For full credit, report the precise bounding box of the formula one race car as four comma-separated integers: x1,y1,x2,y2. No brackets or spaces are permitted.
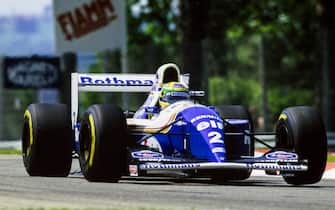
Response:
21,63,327,185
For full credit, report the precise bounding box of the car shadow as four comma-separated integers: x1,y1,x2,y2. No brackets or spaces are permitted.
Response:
68,168,330,188
119,176,328,188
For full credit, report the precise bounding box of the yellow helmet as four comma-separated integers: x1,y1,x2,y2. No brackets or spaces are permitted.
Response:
159,82,190,108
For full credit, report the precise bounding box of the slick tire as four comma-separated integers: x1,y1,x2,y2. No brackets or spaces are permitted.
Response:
79,104,128,182
212,105,254,181
22,103,73,176
276,106,327,185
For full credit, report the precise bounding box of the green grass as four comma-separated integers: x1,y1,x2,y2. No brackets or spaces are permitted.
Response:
0,149,21,155
16,208,193,210
328,155,335,163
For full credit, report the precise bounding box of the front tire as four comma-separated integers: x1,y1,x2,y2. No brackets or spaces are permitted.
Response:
79,104,128,182
21,103,73,176
275,106,327,185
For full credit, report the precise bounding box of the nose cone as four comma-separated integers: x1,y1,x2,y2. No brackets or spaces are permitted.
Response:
180,106,226,162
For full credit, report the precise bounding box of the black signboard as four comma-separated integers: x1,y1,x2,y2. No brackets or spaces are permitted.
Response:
3,56,61,89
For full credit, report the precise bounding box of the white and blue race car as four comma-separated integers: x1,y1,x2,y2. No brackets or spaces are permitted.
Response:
21,63,327,185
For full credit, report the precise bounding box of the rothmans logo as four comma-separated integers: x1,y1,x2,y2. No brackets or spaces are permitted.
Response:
79,76,154,86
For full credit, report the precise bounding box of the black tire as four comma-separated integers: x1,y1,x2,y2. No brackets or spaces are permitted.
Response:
275,106,327,185
211,105,254,181
22,103,73,176
79,104,128,182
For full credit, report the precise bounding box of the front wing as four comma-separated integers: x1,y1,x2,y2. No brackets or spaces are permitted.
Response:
128,150,308,177
139,162,307,172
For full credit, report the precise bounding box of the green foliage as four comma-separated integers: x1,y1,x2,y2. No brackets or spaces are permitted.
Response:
79,55,105,113
209,72,261,109
79,0,321,124
3,90,36,139
78,0,322,125
222,0,321,89
205,0,321,129
126,0,180,76
268,86,315,120
128,0,178,45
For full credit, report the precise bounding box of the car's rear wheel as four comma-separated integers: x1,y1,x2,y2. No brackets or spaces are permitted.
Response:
79,104,128,182
22,103,73,176
211,105,254,182
275,106,327,185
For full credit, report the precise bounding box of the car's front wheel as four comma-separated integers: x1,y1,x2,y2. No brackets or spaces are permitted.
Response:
79,104,128,182
275,106,327,185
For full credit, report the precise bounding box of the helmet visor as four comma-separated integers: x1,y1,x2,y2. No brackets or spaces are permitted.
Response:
161,91,190,104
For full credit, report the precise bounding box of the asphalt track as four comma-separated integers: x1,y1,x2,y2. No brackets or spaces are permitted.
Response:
0,155,334,210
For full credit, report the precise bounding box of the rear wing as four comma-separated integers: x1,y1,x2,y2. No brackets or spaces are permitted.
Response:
71,73,190,131
72,73,154,132
72,73,156,93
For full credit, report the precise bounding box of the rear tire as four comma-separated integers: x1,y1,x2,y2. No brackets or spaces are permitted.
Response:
275,106,327,185
212,105,254,181
21,103,73,176
79,104,128,182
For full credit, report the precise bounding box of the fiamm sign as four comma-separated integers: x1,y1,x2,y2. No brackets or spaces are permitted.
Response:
54,0,126,53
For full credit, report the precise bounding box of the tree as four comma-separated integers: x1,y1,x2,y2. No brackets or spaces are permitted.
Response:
317,0,335,130
125,0,325,129
127,0,179,73
179,0,208,95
